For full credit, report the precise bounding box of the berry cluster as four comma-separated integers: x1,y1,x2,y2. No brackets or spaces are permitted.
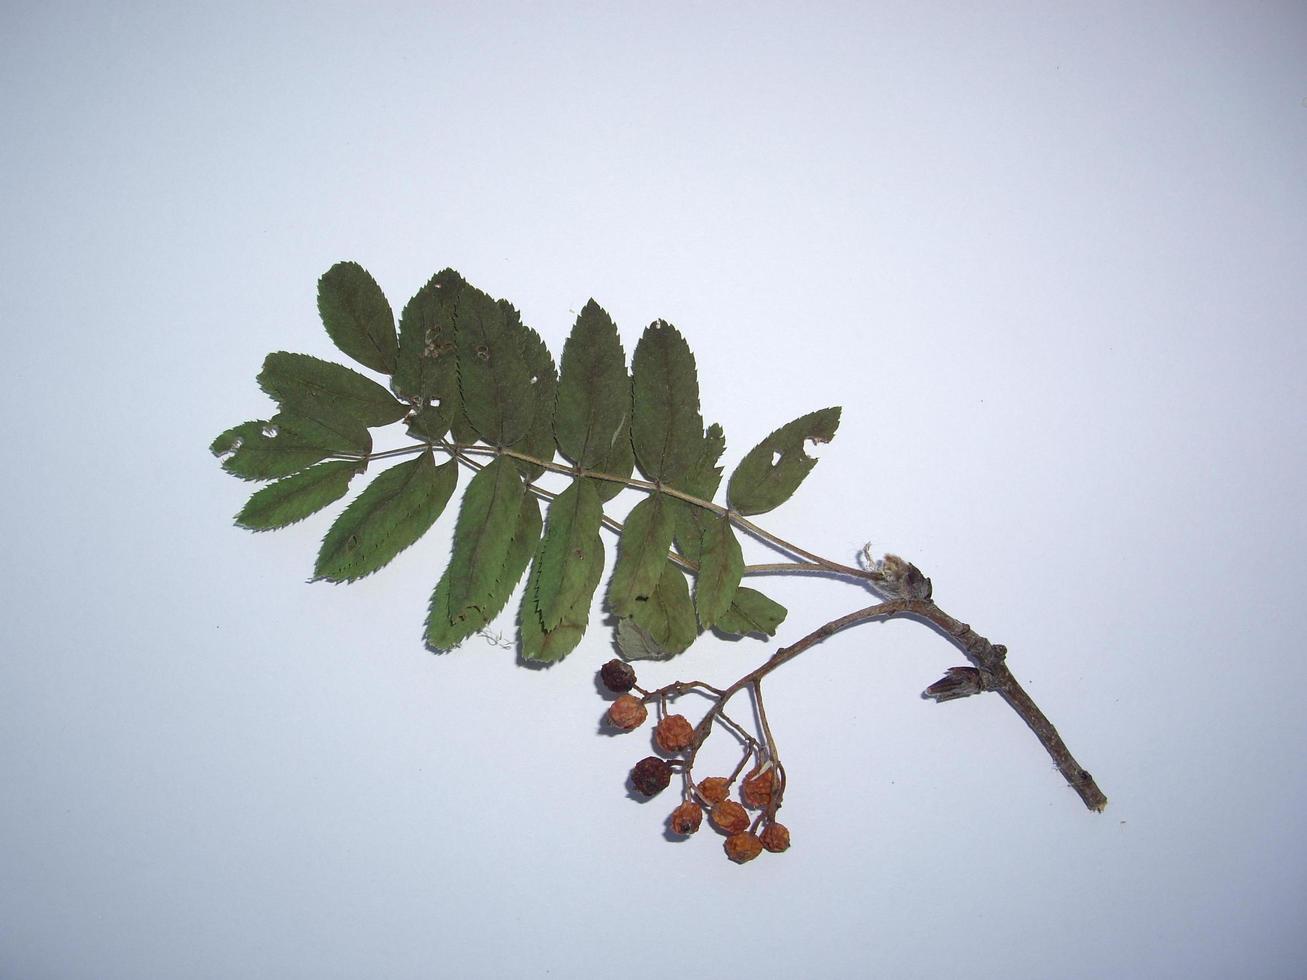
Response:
600,659,791,864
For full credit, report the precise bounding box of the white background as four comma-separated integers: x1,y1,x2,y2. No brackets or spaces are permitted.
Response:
3,3,1304,977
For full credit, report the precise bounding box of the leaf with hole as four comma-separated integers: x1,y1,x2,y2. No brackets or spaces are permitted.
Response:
456,289,535,447
317,261,397,375
314,449,457,582
235,459,364,530
727,407,841,516
215,413,370,481
392,268,463,409
511,313,558,483
258,351,407,428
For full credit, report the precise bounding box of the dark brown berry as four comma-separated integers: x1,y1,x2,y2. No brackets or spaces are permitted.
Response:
760,822,790,853
600,659,637,693
710,800,750,835
697,776,730,805
741,765,775,809
630,756,672,796
669,801,704,835
653,714,695,753
607,694,648,731
724,832,764,863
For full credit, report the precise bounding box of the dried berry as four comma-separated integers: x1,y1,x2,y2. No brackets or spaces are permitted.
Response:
710,800,750,835
653,714,695,753
630,756,672,796
669,801,704,835
724,832,764,863
697,776,731,805
760,822,790,853
600,659,637,693
741,765,775,809
607,694,648,731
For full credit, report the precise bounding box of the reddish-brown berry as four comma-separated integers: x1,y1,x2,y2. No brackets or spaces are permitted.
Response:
607,694,648,731
710,800,750,835
760,822,790,853
630,756,672,796
653,714,695,753
724,832,764,863
669,801,704,835
741,765,775,809
600,659,637,693
697,776,731,805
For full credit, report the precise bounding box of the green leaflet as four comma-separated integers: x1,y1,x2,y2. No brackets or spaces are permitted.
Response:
215,412,370,481
519,527,605,664
555,300,629,469
607,493,677,618
727,407,842,516
715,586,788,638
235,459,363,530
314,450,457,582
392,268,463,410
535,478,604,630
631,321,703,485
672,422,727,560
628,561,698,656
406,405,449,443
589,413,634,503
511,314,558,483
615,618,674,662
317,261,398,375
694,514,744,629
428,491,542,650
258,352,407,428
456,289,534,447
433,457,526,635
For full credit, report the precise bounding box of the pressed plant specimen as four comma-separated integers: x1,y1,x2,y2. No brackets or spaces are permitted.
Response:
212,262,1106,863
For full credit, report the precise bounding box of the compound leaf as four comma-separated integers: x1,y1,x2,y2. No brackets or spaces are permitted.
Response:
631,321,703,485
694,514,744,629
535,478,604,630
258,351,407,428
555,300,629,469
727,407,841,516
235,459,363,530
314,449,457,582
317,261,397,375
715,586,788,639
428,491,542,650
607,493,676,618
